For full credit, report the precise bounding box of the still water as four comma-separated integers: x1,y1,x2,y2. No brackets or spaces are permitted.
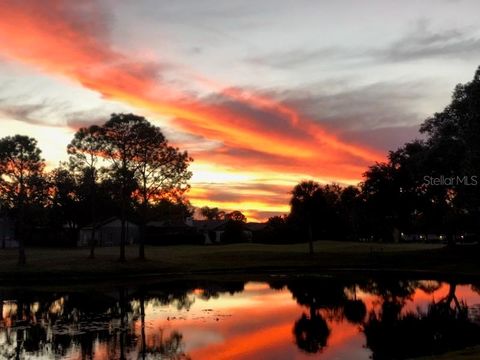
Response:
1,277,480,359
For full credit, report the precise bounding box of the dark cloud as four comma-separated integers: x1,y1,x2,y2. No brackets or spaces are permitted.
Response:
247,47,351,69
0,97,107,129
202,90,315,140
281,81,425,131
247,21,480,69
0,98,68,127
342,125,424,152
197,80,426,152
183,79,428,178
377,20,480,62
64,110,108,130
0,102,47,126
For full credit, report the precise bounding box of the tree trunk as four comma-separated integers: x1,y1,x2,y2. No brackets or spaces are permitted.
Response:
89,178,96,259
308,220,314,255
139,223,145,260
139,198,147,260
119,190,126,262
17,196,26,266
89,226,96,259
447,232,456,247
120,216,126,262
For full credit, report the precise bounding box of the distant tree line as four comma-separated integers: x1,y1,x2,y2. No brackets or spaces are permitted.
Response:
2,67,480,261
0,113,192,264
264,66,480,252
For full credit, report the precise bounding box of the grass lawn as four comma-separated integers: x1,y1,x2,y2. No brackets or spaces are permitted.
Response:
1,240,479,283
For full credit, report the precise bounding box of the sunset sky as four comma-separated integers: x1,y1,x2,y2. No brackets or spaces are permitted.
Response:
1,1,480,221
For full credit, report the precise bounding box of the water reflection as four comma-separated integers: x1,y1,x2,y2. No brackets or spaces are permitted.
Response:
1,278,480,359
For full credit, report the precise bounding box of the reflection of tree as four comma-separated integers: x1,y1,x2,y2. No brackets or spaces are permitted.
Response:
417,280,442,294
293,311,330,353
343,284,367,325
272,278,370,353
360,279,418,306
343,300,366,325
0,280,247,359
141,330,191,360
364,281,480,359
286,279,348,353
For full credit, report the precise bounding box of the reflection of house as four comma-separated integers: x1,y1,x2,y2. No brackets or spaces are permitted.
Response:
0,217,17,248
78,218,139,247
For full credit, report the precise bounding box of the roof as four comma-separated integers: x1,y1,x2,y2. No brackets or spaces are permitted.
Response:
192,220,228,231
147,219,191,228
80,217,137,230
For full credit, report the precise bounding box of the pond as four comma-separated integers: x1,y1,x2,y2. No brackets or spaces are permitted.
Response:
1,276,480,359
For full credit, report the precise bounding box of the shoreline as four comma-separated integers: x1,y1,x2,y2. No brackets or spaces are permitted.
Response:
1,241,479,286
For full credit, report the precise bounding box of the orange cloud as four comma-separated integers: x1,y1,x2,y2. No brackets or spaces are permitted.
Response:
0,1,385,217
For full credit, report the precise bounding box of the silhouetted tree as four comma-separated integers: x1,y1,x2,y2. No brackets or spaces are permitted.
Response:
420,66,480,241
91,113,192,261
290,181,321,254
225,210,246,222
47,166,78,228
0,135,46,264
290,181,344,251
98,114,147,262
133,119,192,259
67,125,103,258
200,206,225,220
362,141,429,242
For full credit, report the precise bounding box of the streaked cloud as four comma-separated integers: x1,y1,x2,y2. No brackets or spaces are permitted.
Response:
1,0,479,220
378,20,480,62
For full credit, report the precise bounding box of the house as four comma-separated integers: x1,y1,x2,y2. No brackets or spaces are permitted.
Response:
145,219,200,245
191,220,268,244
78,217,139,247
191,220,228,244
0,217,17,248
244,222,268,242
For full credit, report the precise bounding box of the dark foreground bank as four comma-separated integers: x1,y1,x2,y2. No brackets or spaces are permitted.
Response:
1,241,479,284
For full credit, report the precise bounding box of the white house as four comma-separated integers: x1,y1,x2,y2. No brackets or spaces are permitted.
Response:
191,220,227,244
78,217,139,247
